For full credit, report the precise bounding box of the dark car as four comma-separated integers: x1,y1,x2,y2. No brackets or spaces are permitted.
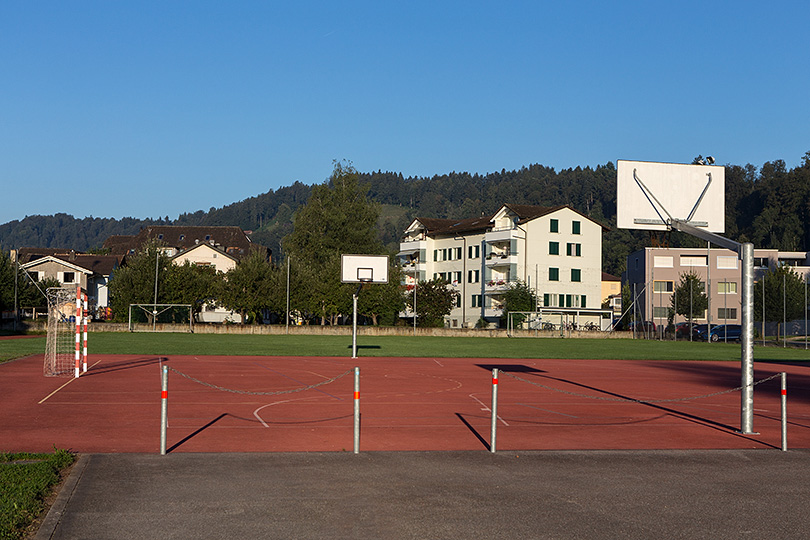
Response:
628,321,656,333
675,322,698,338
698,324,743,342
690,324,708,339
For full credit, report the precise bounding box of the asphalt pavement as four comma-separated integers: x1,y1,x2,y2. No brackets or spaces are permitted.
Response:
37,450,810,539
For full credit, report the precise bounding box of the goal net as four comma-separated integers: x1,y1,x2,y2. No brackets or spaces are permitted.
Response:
128,304,193,332
45,287,85,377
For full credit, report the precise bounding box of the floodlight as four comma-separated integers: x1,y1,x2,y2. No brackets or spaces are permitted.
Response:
706,156,715,165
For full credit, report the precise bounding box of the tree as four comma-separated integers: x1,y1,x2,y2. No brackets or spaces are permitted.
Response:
357,260,405,325
218,250,276,324
0,251,16,312
754,264,806,323
499,280,537,327
405,278,457,327
671,271,708,325
282,161,386,325
108,241,174,322
163,261,222,317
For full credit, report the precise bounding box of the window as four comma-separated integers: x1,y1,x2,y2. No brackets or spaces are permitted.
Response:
179,235,185,241
565,294,573,307
717,256,738,269
754,257,769,268
543,293,550,307
581,295,586,308
454,294,461,308
718,281,737,294
468,245,480,259
680,255,708,267
468,270,480,283
456,247,462,260
62,272,75,284
550,219,559,233
567,243,581,257
549,242,560,255
653,281,673,293
653,306,670,318
549,267,559,281
654,256,673,268
433,249,439,262
571,269,581,282
453,271,462,283
472,295,482,308
718,307,737,319
572,221,581,235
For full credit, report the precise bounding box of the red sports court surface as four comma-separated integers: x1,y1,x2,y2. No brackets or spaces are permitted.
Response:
2,354,809,453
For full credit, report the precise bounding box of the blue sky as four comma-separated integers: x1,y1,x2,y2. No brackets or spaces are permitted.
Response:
2,1,808,224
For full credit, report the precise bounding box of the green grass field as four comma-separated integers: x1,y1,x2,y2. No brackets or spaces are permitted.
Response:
0,449,74,540
2,332,809,364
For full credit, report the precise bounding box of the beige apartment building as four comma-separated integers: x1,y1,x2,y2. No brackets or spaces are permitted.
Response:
625,247,810,328
399,204,605,328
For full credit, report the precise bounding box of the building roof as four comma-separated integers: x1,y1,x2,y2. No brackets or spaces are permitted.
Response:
501,204,567,223
601,272,621,282
413,215,494,236
103,225,269,261
20,253,122,276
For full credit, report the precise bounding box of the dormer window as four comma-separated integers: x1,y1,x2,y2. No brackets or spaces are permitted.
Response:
179,235,185,241
158,234,164,240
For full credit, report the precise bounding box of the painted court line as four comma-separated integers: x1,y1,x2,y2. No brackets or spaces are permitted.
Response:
38,360,102,404
469,393,509,426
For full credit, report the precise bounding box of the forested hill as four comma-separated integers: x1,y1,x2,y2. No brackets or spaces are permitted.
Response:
2,153,809,277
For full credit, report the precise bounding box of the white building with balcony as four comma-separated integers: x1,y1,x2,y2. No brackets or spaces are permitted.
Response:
399,204,605,328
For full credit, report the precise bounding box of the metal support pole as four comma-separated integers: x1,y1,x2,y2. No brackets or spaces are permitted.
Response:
160,365,168,455
490,368,498,453
352,293,358,359
740,243,755,434
781,372,787,452
354,367,360,454
286,257,290,335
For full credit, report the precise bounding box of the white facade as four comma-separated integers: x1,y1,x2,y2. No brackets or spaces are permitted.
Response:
400,205,604,328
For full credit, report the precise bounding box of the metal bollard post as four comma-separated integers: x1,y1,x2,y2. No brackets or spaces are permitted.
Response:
160,365,168,455
490,368,498,453
781,372,787,452
354,367,360,454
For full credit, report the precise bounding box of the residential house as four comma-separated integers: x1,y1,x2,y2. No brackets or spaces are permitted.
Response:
13,248,122,318
399,204,606,328
601,272,622,317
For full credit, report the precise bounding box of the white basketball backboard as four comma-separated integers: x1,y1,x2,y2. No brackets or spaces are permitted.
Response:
617,160,725,233
341,254,389,283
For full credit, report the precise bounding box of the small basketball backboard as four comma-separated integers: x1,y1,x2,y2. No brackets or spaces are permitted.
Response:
341,254,389,283
617,160,725,233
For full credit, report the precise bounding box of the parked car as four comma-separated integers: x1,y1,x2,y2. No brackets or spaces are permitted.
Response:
697,324,743,342
628,321,656,333
675,322,698,338
690,324,708,340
